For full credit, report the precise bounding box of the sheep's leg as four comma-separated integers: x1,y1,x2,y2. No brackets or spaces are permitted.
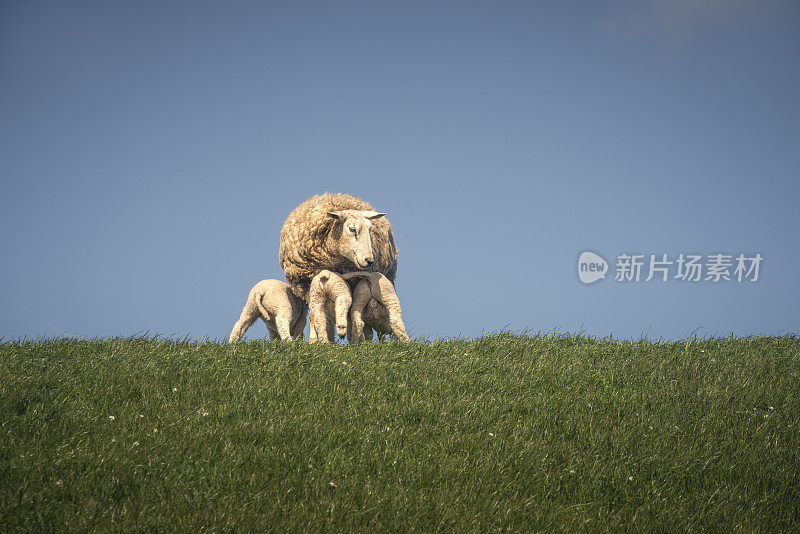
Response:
308,309,318,343
273,311,294,341
229,300,260,343
324,314,338,343
349,309,365,343
348,281,371,344
347,306,364,344
265,322,279,340
334,295,352,339
374,277,410,342
379,290,410,341
388,314,410,341
309,303,331,343
290,312,307,341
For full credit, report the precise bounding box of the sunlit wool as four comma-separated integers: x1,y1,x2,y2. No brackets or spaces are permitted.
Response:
278,193,398,301
308,270,353,343
228,279,307,343
341,272,410,343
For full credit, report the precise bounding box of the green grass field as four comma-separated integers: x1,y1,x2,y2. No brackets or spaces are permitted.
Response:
1,334,798,531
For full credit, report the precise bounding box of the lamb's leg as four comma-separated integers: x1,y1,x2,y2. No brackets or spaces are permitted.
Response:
273,311,294,341
264,320,279,341
309,303,331,343
375,278,410,342
347,308,364,345
308,308,318,343
388,314,410,341
229,299,260,343
348,280,372,344
290,311,307,340
349,309,365,344
334,295,352,339
325,316,337,343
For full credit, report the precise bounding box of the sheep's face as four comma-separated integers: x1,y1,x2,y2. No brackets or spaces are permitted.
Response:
327,210,386,270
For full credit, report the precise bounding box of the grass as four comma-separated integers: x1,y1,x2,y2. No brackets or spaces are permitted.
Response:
1,333,799,531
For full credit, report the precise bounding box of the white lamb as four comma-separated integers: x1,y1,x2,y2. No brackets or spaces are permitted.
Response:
229,279,307,343
307,270,353,343
342,272,410,343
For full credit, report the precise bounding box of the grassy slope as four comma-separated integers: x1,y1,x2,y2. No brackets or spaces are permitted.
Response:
1,334,799,532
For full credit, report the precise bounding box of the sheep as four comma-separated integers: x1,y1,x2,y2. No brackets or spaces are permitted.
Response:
342,272,411,343
307,270,352,343
278,193,398,302
307,270,409,344
229,279,307,343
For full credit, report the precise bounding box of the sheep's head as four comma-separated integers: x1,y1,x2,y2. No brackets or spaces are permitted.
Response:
327,210,386,270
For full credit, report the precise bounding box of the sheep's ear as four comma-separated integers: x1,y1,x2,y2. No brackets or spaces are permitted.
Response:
318,273,329,284
363,211,386,220
327,211,346,222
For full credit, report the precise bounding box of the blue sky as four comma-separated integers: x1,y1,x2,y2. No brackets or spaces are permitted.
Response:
1,1,798,341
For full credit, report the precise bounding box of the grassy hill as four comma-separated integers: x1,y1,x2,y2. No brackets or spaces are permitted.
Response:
2,334,798,531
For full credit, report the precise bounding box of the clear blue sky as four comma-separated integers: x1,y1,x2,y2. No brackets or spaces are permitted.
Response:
1,1,798,341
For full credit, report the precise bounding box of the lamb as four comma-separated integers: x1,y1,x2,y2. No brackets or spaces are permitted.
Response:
278,193,398,302
228,279,307,343
307,270,352,343
342,272,411,343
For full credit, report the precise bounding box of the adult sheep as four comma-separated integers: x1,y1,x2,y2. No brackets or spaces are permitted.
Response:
278,193,398,301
